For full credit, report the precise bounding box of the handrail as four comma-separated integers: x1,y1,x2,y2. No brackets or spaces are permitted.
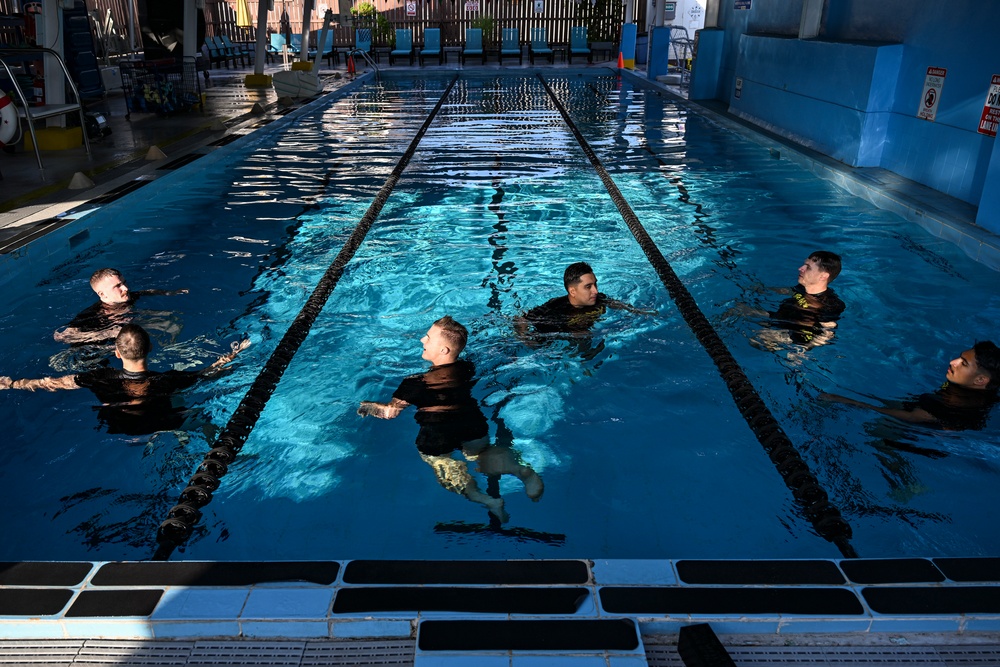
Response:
347,47,380,74
0,46,92,172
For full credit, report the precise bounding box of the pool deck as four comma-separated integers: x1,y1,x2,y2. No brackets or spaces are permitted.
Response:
2,62,1000,664
0,557,999,665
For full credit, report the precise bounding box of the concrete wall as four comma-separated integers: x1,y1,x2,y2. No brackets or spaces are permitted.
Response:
703,0,1000,234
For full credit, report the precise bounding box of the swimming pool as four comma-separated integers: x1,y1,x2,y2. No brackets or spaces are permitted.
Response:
1,70,997,563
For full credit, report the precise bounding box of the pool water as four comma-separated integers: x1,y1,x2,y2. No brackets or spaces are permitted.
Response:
1,71,998,562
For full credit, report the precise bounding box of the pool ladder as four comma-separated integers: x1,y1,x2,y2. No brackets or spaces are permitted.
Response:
347,48,380,74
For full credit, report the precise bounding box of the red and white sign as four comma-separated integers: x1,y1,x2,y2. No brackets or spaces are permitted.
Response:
917,66,946,122
406,0,416,15
978,74,1000,137
464,0,478,11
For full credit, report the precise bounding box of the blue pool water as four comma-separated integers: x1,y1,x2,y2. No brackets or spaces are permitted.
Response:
1,71,998,562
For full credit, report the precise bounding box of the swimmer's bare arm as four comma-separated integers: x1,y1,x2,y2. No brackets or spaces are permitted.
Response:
53,327,120,344
0,375,80,392
604,298,656,316
819,393,937,423
135,289,189,297
202,338,251,375
358,397,410,419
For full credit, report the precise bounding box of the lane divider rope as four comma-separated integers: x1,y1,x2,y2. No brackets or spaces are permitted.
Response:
538,73,857,559
151,75,460,561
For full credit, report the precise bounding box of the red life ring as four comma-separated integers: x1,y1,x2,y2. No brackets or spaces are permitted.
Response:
0,90,19,147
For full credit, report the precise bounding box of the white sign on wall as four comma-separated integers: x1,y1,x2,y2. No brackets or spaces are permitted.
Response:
917,66,947,122
534,0,544,12
465,0,479,11
406,0,416,15
978,74,1000,137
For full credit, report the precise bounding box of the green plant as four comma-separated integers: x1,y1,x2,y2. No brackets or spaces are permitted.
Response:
350,1,377,27
573,0,620,43
351,2,394,47
471,14,496,47
375,13,394,47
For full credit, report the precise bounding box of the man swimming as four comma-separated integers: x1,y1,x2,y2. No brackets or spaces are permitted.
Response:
3,324,248,435
359,316,543,522
53,268,189,345
821,341,1000,431
515,262,653,341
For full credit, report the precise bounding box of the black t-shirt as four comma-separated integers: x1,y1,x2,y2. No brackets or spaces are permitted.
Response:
910,381,998,431
769,285,845,343
61,291,176,346
74,368,200,435
525,294,611,335
392,360,488,456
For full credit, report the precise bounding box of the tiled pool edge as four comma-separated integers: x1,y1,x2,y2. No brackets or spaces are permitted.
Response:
621,70,1000,273
1,558,999,641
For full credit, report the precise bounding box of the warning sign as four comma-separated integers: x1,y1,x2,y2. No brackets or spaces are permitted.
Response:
978,74,1000,137
917,66,946,122
406,0,415,15
464,0,478,11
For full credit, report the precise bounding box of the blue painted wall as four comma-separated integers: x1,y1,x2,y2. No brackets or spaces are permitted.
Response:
708,0,999,233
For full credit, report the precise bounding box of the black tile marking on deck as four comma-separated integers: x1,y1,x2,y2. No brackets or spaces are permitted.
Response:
0,589,74,615
840,558,945,584
91,561,340,586
933,557,1000,582
862,585,1000,614
678,623,737,667
0,561,92,586
676,560,844,585
157,153,205,170
418,619,639,652
600,586,865,615
65,589,164,617
0,217,74,255
333,587,588,614
208,133,245,147
342,559,589,584
87,179,152,206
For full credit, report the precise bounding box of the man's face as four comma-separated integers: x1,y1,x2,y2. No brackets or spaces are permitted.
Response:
420,325,446,362
797,257,829,291
947,349,990,389
567,273,599,307
93,274,129,304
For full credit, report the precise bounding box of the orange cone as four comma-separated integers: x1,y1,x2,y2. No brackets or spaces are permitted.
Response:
617,52,624,69
347,54,356,75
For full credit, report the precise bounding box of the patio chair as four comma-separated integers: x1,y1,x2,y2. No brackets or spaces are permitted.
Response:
569,25,591,63
205,35,237,68
499,27,521,65
462,28,485,65
390,28,414,65
343,27,372,63
220,35,252,65
289,32,304,58
269,33,287,57
316,31,340,67
420,27,441,65
529,27,554,64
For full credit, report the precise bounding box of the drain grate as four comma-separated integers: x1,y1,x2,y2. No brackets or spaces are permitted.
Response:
302,640,415,666
77,640,193,665
645,643,1000,666
0,640,84,665
187,641,305,666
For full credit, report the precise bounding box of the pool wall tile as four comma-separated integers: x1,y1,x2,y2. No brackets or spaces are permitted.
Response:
0,620,68,639
510,656,609,666
240,619,330,638
777,617,873,633
241,588,334,619
330,618,413,638
414,655,509,667
963,617,1000,632
591,559,676,585
62,619,154,639
150,588,249,620
636,619,689,635
151,620,242,638
867,616,963,633
686,618,781,635
607,656,652,667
